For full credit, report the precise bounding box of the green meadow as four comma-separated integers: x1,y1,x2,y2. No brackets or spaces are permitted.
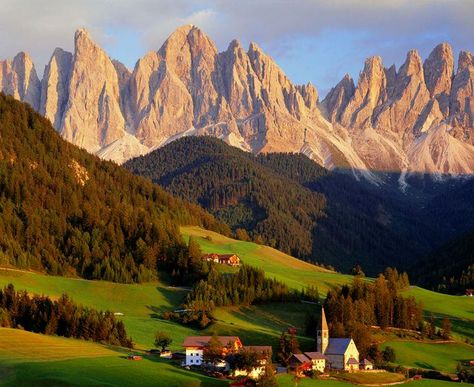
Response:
0,328,226,386
381,341,474,374
0,268,318,352
181,226,353,293
0,226,473,386
404,286,474,341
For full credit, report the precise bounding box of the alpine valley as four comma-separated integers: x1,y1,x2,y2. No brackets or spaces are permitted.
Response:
0,20,474,387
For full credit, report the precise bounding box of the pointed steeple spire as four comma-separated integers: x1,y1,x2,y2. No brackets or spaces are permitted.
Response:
321,307,328,331
317,307,329,354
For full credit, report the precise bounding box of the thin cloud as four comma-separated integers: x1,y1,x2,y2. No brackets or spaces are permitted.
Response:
0,0,471,93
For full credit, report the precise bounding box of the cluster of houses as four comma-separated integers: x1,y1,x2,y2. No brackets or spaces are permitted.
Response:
183,336,270,378
181,308,373,379
202,253,241,266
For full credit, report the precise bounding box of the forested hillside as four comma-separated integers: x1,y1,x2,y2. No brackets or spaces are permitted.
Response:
411,230,474,294
125,137,326,260
125,137,434,274
0,94,227,283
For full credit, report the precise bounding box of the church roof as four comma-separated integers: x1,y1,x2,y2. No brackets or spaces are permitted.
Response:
325,338,352,355
320,308,328,331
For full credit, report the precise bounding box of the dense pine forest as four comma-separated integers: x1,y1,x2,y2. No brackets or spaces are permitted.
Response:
125,136,447,274
0,94,227,283
323,268,424,357
411,230,474,294
0,284,132,347
164,263,319,328
125,136,327,260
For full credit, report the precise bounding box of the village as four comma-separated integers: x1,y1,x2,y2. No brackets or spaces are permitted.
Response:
144,248,380,386
141,305,378,385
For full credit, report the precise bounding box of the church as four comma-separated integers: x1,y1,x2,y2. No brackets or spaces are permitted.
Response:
317,308,360,371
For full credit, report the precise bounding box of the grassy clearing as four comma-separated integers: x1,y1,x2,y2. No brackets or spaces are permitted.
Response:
403,287,474,341
181,226,353,293
381,341,474,374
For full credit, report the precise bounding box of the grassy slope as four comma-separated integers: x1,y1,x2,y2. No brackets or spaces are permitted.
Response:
0,268,193,349
0,269,317,353
0,228,473,382
404,286,474,340
181,226,353,293
0,328,225,387
381,341,474,374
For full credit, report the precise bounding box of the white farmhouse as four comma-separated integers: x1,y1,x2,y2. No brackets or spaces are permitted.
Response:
182,336,242,367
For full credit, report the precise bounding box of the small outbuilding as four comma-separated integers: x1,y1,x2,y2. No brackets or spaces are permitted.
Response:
360,358,374,370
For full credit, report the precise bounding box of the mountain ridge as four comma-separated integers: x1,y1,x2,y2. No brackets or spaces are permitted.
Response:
1,26,473,184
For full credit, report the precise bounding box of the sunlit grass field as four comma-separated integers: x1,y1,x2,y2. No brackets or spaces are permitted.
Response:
381,341,474,374
0,328,226,386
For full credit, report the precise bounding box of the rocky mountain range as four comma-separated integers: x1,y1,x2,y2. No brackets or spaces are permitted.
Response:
1,25,473,184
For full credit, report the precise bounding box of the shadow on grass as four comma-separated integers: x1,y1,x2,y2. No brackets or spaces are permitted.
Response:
414,361,435,370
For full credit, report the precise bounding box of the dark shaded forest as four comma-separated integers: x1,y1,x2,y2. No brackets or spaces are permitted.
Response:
125,136,450,274
411,230,474,294
0,93,227,283
125,136,327,260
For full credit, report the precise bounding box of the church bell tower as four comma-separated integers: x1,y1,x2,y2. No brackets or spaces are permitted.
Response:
317,307,329,354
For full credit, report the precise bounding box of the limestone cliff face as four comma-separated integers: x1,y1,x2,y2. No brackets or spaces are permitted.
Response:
340,56,388,129
423,43,454,116
0,27,473,181
60,29,126,152
449,51,474,144
0,52,40,110
40,48,72,128
321,74,354,122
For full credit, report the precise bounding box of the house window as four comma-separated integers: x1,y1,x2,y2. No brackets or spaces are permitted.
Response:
190,360,193,363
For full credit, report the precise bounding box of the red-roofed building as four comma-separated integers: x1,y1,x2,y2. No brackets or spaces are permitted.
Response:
203,253,241,266
183,336,242,367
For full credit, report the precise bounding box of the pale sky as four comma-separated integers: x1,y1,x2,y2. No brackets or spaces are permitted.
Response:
0,0,472,96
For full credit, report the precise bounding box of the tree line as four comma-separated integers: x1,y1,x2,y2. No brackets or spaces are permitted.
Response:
0,284,132,347
163,263,320,328
321,268,423,357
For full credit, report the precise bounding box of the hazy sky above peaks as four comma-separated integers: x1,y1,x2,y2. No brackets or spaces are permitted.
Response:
0,0,472,96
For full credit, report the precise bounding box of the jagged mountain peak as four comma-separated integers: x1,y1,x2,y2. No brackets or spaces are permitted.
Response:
458,50,474,73
0,28,473,182
400,49,424,77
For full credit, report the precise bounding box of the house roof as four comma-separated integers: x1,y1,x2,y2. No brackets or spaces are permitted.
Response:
202,253,239,261
320,308,328,331
291,354,310,364
242,346,272,354
325,338,353,355
304,352,327,360
347,357,359,365
183,336,240,348
219,254,239,260
360,358,373,365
